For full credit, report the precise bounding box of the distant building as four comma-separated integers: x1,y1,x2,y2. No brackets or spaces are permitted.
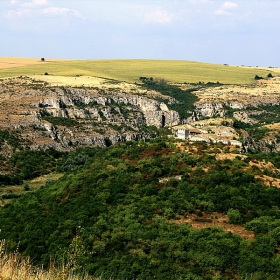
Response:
175,126,242,147
176,128,201,140
177,129,189,140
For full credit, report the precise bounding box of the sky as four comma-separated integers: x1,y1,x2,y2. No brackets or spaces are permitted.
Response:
1,0,280,67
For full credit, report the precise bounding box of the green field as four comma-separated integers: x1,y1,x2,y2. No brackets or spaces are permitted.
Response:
0,59,276,84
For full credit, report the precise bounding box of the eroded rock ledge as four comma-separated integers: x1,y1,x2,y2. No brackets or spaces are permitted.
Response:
0,77,179,151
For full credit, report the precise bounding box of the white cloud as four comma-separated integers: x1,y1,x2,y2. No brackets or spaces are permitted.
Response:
5,1,84,20
222,1,238,10
43,7,83,18
43,7,71,15
214,1,238,16
22,0,48,7
5,8,30,18
189,0,212,3
145,9,174,24
214,9,232,16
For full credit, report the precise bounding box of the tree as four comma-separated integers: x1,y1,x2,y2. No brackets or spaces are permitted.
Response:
267,73,273,78
254,75,263,80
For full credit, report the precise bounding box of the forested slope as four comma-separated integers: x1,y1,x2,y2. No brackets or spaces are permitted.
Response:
0,138,280,279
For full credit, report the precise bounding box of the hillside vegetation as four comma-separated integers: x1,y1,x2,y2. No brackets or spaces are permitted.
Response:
0,58,277,84
1,138,280,279
1,57,280,279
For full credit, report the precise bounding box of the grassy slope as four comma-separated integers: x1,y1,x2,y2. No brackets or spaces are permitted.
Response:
0,59,276,84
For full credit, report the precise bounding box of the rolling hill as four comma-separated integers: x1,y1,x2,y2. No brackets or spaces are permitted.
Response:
0,57,278,84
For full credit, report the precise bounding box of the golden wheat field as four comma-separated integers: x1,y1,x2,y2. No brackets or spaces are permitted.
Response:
0,57,69,69
0,57,278,84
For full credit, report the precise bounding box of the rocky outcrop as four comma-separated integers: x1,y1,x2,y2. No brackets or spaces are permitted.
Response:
227,101,244,110
0,78,180,151
233,111,258,125
37,88,180,128
186,102,227,122
30,131,145,151
186,101,244,122
187,98,275,123
241,130,280,153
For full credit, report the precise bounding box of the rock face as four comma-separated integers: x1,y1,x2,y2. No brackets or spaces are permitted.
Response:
37,88,180,128
187,80,280,122
189,102,225,121
240,130,279,153
0,77,180,151
1,76,280,154
233,111,258,125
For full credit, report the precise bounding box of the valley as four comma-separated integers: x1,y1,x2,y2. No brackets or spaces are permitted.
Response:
0,58,280,279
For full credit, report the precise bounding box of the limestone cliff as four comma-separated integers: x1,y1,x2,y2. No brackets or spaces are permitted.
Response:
0,77,180,152
37,88,180,128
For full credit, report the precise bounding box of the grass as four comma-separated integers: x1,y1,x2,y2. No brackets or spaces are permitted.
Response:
0,239,99,280
0,58,277,84
0,173,64,206
25,172,64,190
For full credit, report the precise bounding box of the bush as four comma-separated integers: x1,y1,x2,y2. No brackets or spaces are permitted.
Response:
269,227,280,245
23,183,30,191
227,208,242,224
267,73,273,78
245,216,273,234
254,75,263,80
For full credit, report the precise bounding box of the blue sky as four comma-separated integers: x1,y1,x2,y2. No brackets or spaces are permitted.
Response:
1,0,280,67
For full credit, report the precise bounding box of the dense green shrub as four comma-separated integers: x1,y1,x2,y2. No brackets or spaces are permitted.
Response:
42,116,78,127
227,208,243,224
8,149,63,181
0,139,280,279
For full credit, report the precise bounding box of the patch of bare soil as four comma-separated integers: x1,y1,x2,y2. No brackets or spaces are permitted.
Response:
265,122,280,130
255,175,280,188
175,142,199,155
171,212,254,240
0,57,68,69
248,160,280,188
249,160,275,170
215,153,247,161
